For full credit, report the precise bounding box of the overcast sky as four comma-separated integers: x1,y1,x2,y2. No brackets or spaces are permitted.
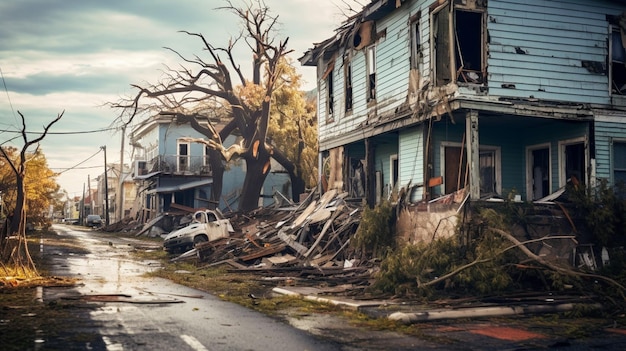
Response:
0,0,356,198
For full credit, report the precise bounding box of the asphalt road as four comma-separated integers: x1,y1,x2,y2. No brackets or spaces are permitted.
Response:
44,225,341,351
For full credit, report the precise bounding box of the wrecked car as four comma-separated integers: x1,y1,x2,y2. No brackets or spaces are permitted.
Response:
163,209,234,253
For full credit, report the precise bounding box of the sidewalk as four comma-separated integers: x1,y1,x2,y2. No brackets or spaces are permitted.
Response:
273,285,626,350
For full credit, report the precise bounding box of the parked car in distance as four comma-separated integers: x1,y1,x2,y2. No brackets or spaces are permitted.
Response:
85,214,102,227
62,218,79,225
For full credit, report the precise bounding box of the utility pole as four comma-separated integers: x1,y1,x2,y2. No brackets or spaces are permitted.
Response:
101,146,109,226
117,125,126,223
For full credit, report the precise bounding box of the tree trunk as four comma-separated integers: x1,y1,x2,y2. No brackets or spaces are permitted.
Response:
10,174,26,235
239,152,271,212
208,149,224,209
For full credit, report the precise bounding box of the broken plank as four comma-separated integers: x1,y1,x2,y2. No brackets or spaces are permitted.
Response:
135,214,164,236
277,229,308,255
239,244,287,262
303,205,344,258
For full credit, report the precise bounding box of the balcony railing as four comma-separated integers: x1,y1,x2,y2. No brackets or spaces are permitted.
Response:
137,154,212,176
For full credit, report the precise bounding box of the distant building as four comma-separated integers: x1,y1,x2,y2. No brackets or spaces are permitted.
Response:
129,113,290,222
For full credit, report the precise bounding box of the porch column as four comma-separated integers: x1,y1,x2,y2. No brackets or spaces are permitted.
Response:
466,110,480,200
365,138,376,208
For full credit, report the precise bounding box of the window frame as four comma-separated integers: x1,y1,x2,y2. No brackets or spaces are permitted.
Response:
430,2,486,86
612,138,626,185
609,25,626,95
558,137,587,187
366,45,376,102
327,69,335,118
344,60,353,113
177,139,190,172
440,142,501,197
410,13,421,70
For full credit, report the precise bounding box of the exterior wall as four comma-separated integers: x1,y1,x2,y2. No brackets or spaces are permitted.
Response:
158,123,206,159
317,0,427,150
431,116,589,199
399,125,424,201
595,114,626,183
487,0,623,104
374,137,399,200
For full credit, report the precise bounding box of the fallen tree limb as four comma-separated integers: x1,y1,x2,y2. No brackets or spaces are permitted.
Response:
490,227,626,299
418,234,577,289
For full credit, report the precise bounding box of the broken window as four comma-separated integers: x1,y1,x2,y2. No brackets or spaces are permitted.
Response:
610,27,626,95
455,10,485,84
432,3,485,86
345,61,353,112
366,46,376,102
327,69,334,117
410,14,421,70
444,145,499,197
432,3,452,86
479,150,496,196
563,142,586,185
178,140,189,172
613,141,626,185
201,146,212,174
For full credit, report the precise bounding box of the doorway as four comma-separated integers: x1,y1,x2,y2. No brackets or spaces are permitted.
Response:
528,147,550,200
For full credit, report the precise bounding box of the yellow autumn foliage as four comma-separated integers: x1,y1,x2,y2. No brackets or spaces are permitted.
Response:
0,147,60,224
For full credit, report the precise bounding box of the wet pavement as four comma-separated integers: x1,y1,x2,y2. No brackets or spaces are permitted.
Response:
39,225,341,351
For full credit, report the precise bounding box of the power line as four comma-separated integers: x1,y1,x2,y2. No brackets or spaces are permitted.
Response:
0,126,118,135
0,65,17,121
54,149,103,175
50,165,102,170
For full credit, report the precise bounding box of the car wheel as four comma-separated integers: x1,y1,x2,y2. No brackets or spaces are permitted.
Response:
193,235,208,247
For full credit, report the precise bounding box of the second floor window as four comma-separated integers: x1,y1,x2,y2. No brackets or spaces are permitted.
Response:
327,69,334,117
410,14,421,70
177,141,189,172
432,3,485,86
366,46,376,102
455,10,484,84
611,27,626,95
345,61,353,112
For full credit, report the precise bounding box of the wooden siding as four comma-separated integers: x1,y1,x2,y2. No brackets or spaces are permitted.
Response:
399,125,424,201
488,0,623,104
159,123,207,158
595,118,626,182
374,139,398,199
317,0,430,148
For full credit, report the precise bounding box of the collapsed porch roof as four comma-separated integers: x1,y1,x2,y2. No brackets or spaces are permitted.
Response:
146,178,213,194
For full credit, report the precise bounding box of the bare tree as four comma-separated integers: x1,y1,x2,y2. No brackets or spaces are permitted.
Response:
112,0,306,212
0,111,63,277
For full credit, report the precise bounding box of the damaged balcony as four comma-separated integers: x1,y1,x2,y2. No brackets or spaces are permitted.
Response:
135,154,213,177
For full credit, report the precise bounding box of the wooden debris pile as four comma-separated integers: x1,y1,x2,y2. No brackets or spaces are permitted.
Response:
189,189,366,275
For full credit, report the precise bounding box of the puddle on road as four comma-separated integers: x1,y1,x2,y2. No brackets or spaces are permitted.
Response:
45,226,164,299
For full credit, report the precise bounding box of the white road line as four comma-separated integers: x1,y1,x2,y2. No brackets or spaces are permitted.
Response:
181,334,210,351
102,336,124,351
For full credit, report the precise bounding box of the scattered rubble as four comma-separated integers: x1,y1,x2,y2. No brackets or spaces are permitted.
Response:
156,190,376,294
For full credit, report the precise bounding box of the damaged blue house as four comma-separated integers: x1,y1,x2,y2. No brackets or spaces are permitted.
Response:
301,0,626,220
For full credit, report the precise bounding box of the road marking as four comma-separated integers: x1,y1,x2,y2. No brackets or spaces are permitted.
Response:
181,335,210,351
102,336,124,350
